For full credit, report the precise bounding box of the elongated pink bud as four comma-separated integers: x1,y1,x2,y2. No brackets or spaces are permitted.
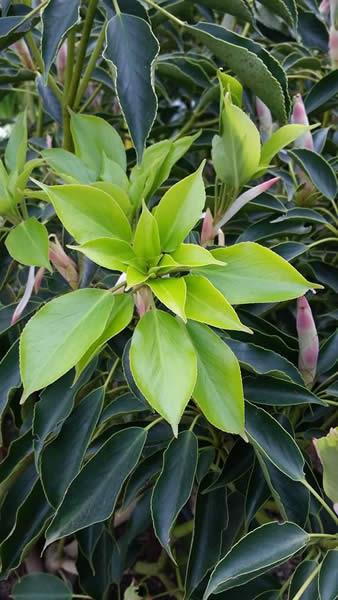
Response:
291,94,314,150
134,286,153,318
34,267,46,294
11,40,34,70
201,208,216,246
256,97,273,141
11,266,35,325
319,0,330,15
49,236,78,290
329,27,338,67
56,42,67,83
296,296,319,388
215,177,280,228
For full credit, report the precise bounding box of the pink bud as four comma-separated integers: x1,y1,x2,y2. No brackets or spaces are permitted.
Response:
49,236,78,290
329,27,338,68
296,296,319,388
11,40,34,71
319,0,330,15
134,286,153,317
56,42,67,83
34,267,46,294
215,177,280,228
11,266,35,325
46,134,53,149
201,209,216,246
291,94,314,150
256,97,273,141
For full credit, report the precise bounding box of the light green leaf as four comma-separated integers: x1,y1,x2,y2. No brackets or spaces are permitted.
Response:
260,124,311,167
20,289,115,401
41,148,93,183
187,321,244,434
70,112,126,175
218,70,243,106
170,244,225,268
154,162,206,252
5,111,27,173
198,242,321,304
133,202,161,262
99,153,130,190
148,278,187,321
212,94,260,189
314,428,338,506
5,217,51,270
126,265,149,287
92,182,131,216
39,184,132,243
130,310,197,435
69,237,137,271
184,274,251,332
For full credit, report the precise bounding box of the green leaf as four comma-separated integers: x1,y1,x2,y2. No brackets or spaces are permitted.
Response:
204,522,310,597
5,110,27,173
70,237,136,271
305,70,338,114
154,162,206,252
189,0,253,23
169,244,225,268
45,427,146,545
212,94,260,189
20,289,115,401
130,310,197,435
259,0,297,27
187,321,244,434
289,560,319,600
0,430,33,499
260,124,310,167
133,202,161,261
40,387,104,507
0,340,21,425
104,13,159,162
12,573,72,600
314,428,338,506
100,153,130,189
41,0,80,79
187,23,289,123
288,149,338,201
185,275,251,332
243,376,326,407
0,464,38,546
218,70,243,106
5,217,51,270
41,148,92,183
245,402,305,481
40,184,132,243
319,550,338,600
70,112,126,175
148,278,187,321
151,430,198,561
92,182,131,216
198,242,321,304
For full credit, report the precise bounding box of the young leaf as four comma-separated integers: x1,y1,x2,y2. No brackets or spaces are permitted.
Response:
204,522,310,597
20,289,115,401
70,237,136,271
5,110,27,173
260,124,311,166
185,274,251,332
154,162,206,252
170,244,225,268
41,148,93,183
92,182,131,216
148,278,187,321
133,202,161,261
218,70,243,106
130,310,197,435
187,321,244,434
198,242,321,304
70,112,126,174
151,430,198,561
45,427,146,546
5,217,51,270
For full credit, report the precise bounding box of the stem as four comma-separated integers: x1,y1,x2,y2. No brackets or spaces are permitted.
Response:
145,417,163,431
79,83,102,113
73,25,106,110
25,33,63,102
143,0,185,26
291,563,321,600
308,237,338,249
104,358,120,391
303,480,338,525
63,29,76,150
113,0,121,15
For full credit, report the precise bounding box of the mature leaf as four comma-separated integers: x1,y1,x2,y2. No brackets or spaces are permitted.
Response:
12,573,72,600
45,427,146,545
187,322,244,434
5,217,51,270
243,376,326,406
288,560,319,600
104,13,160,162
148,278,187,321
204,522,310,597
36,75,62,123
0,464,38,545
0,340,21,423
20,289,115,400
198,242,321,304
305,70,338,114
259,0,297,27
154,162,206,252
41,148,92,184
5,110,27,172
0,430,33,498
41,0,80,78
169,244,224,268
190,0,252,22
288,149,337,200
130,310,197,435
319,550,338,600
151,430,198,561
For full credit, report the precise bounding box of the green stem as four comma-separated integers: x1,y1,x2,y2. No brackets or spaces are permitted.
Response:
291,563,321,600
144,417,163,431
104,358,120,391
303,480,338,525
308,237,338,249
63,28,76,150
143,0,185,26
73,25,106,110
79,83,102,113
25,33,63,102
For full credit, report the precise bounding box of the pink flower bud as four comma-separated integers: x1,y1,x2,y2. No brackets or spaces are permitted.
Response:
34,267,46,294
11,266,35,325
256,97,273,141
319,0,330,15
291,94,314,150
134,286,153,318
201,209,216,246
11,40,34,71
215,177,280,228
296,296,319,388
56,42,67,83
49,236,78,290
329,27,338,68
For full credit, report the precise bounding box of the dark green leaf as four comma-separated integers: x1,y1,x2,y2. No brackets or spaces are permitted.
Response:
244,376,326,406
0,340,21,423
41,0,80,78
319,550,338,600
12,573,72,600
0,464,38,544
77,529,116,600
188,0,253,22
317,331,338,375
288,149,337,201
305,70,338,114
288,560,319,600
0,430,33,498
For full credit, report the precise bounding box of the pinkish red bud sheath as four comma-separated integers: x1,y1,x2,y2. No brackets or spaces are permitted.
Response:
11,40,34,71
296,296,319,388
11,266,35,325
329,27,338,67
201,209,216,246
34,267,46,294
215,177,280,228
56,42,67,83
255,97,273,141
134,287,153,318
291,94,314,150
49,237,78,290
319,0,330,14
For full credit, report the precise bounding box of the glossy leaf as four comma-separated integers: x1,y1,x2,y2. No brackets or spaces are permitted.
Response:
289,149,338,200
319,550,338,600
133,202,161,261
45,427,146,545
260,124,310,166
305,70,338,114
5,110,27,173
41,148,92,184
243,376,325,406
288,560,319,600
20,289,115,401
191,0,253,22
151,430,198,561
12,573,72,600
148,278,187,321
70,237,136,271
5,217,51,270
130,310,197,435
0,340,21,423
169,244,225,268
41,0,80,78
187,321,244,434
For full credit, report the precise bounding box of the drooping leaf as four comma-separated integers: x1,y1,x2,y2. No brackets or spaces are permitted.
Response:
243,376,326,406
151,430,198,561
104,13,160,162
130,310,197,435
35,75,62,123
12,573,72,600
20,289,115,401
5,217,51,270
0,464,38,545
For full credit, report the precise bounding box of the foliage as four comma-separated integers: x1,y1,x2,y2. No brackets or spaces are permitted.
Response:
0,0,337,599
